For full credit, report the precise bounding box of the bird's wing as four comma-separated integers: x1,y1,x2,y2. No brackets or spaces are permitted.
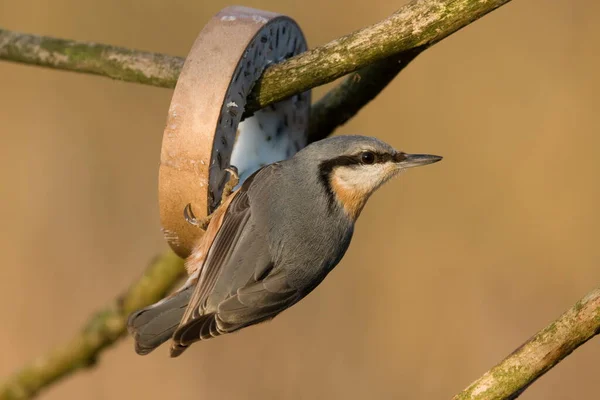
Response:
215,267,301,329
177,169,257,329
170,163,302,356
171,266,301,356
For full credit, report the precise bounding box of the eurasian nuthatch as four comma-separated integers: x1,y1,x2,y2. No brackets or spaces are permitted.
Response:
128,135,442,357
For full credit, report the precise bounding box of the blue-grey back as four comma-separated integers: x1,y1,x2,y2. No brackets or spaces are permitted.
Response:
249,151,355,290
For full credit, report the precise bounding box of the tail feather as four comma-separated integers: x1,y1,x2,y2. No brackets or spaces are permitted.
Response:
127,286,193,355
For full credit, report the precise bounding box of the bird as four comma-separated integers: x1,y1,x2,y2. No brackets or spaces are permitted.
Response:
127,135,442,357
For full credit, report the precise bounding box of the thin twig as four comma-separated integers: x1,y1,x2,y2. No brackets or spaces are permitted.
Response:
453,288,600,400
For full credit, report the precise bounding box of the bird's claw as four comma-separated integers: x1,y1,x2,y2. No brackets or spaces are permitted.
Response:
183,166,237,230
183,203,211,230
221,166,239,205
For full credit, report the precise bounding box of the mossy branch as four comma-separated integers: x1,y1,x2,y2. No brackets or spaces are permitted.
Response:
453,288,600,400
0,251,185,400
1,0,512,121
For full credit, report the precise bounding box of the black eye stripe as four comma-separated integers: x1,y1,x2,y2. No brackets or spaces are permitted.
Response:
393,152,407,162
318,151,404,210
319,152,400,171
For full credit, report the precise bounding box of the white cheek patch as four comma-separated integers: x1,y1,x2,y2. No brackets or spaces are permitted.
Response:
335,162,399,193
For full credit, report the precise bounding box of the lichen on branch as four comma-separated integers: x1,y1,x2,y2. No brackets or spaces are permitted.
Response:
0,29,184,88
0,0,512,117
0,252,185,400
453,288,600,400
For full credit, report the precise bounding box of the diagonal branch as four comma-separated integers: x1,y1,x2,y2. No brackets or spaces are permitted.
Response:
249,0,512,112
453,288,600,400
0,0,512,119
0,251,185,400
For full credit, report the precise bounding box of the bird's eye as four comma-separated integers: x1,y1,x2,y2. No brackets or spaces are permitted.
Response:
360,151,376,164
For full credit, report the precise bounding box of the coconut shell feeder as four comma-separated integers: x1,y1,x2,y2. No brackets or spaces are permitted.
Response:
159,6,311,258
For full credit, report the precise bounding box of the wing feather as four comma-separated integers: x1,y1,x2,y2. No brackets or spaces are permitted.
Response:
177,187,252,328
169,163,303,357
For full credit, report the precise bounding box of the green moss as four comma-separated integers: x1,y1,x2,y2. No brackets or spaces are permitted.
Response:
573,299,585,313
0,32,180,88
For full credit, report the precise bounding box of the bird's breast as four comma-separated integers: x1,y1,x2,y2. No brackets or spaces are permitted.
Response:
271,213,353,289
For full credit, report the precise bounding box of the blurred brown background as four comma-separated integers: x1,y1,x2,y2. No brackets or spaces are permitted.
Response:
1,0,599,399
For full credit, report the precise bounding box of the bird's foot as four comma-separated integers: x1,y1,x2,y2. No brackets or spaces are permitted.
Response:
183,203,211,231
221,166,239,205
183,166,238,231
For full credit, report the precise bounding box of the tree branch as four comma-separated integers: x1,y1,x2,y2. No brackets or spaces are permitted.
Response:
250,0,512,112
0,251,185,400
453,288,600,400
0,0,512,119
0,0,525,399
0,28,184,88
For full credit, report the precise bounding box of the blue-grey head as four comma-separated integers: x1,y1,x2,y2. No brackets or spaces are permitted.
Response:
293,135,442,219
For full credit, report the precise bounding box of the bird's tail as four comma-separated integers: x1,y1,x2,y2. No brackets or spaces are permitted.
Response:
127,286,193,355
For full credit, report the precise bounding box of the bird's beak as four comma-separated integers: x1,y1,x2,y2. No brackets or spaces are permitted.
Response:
395,153,443,169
